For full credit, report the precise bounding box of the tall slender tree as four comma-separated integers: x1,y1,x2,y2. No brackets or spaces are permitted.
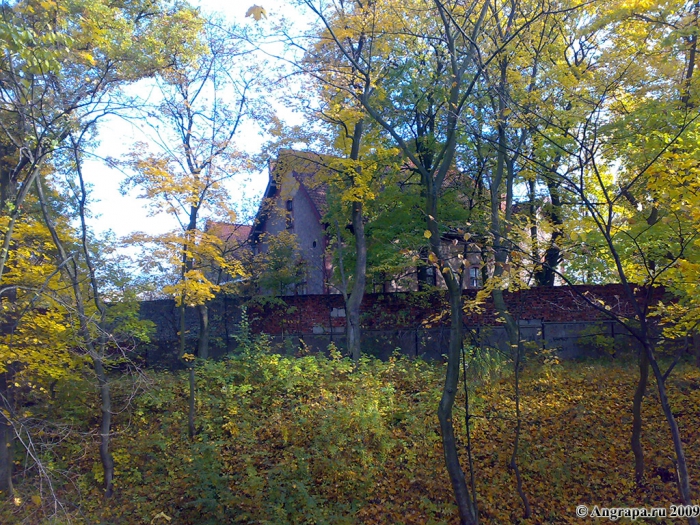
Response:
121,19,252,362
0,0,202,502
514,1,700,518
120,18,251,440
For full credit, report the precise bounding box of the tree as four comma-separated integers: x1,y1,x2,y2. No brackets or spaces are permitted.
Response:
0,0,203,502
297,0,502,520
0,194,78,503
253,230,307,295
121,19,251,363
120,19,252,440
516,0,700,518
0,0,201,282
253,0,400,361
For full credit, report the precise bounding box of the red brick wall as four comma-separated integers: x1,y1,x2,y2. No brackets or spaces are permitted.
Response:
249,284,665,335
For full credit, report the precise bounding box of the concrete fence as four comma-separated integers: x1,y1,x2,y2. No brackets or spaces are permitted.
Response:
136,284,657,368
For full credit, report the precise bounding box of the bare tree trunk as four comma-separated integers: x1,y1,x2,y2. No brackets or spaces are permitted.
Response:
178,205,198,360
461,343,478,521
346,198,366,362
197,304,209,359
345,120,367,362
422,170,477,523
188,366,196,440
632,348,648,484
183,305,197,442
527,178,538,270
492,289,532,517
576,180,698,518
72,144,118,498
178,303,186,358
509,342,531,518
438,286,477,525
0,369,13,500
37,173,116,498
535,178,563,286
646,343,698,525
94,359,114,498
486,86,532,515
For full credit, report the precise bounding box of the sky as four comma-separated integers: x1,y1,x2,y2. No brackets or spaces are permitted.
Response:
83,0,305,240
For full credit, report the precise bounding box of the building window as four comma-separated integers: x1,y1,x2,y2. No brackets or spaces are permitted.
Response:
469,266,482,288
425,266,436,287
285,200,294,229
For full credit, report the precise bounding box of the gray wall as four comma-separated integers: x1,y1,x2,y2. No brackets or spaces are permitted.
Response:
138,295,641,369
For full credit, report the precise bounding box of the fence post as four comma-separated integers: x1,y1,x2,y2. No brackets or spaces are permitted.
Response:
541,321,546,353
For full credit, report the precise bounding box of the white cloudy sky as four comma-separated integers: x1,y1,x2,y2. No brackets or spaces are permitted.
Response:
83,0,305,239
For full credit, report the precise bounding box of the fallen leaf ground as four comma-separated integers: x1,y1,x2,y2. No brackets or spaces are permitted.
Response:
2,351,698,524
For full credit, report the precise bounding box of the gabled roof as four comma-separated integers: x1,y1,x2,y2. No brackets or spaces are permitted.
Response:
273,149,332,214
205,221,252,247
252,149,334,239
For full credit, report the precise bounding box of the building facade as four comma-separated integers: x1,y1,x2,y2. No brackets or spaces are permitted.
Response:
251,150,332,294
248,149,484,296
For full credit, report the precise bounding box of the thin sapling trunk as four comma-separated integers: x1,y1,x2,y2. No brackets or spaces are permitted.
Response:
632,348,649,484
345,119,367,362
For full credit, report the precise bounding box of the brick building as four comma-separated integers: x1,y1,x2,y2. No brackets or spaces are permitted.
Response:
251,150,332,294
248,149,484,295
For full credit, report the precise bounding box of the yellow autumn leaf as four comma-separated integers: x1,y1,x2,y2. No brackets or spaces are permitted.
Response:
423,230,432,239
428,252,438,264
151,512,172,523
245,5,267,20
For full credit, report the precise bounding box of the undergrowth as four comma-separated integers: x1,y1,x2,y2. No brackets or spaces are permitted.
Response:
1,348,698,524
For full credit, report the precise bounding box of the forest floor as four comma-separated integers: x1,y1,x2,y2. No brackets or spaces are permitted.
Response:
2,348,699,524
